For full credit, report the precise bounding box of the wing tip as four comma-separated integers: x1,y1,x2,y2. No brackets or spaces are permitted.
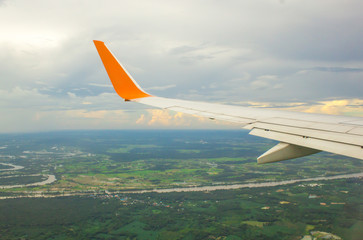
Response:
93,40,152,100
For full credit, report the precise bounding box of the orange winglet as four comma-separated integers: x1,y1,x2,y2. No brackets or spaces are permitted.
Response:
93,40,151,100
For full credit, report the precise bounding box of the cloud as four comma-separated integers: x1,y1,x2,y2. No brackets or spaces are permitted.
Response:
134,109,235,129
0,87,51,109
222,98,363,118
147,109,173,126
169,45,199,55
136,114,146,124
168,43,243,65
66,109,125,120
67,92,77,98
0,0,362,132
239,101,309,109
145,84,176,91
302,99,363,116
89,83,113,88
250,75,281,90
310,67,363,72
247,99,363,117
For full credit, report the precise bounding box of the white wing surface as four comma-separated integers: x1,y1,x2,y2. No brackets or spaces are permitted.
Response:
94,40,363,163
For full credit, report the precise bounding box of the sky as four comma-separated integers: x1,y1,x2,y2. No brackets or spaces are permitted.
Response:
0,0,362,133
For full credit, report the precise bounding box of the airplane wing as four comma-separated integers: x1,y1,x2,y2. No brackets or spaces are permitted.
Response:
93,40,363,163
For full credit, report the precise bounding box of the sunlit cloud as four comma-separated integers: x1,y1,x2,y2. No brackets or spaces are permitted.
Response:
246,99,363,117
232,99,363,117
134,109,235,128
144,84,176,91
302,99,363,116
135,114,146,124
89,83,113,88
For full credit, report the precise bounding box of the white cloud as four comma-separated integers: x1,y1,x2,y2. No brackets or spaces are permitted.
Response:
135,109,236,129
145,84,176,91
67,92,77,98
0,87,50,108
89,83,113,88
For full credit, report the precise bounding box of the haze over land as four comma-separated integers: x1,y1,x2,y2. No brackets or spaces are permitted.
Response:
0,0,363,133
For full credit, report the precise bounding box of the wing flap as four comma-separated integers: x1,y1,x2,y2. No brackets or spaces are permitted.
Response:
259,117,355,133
250,128,363,160
257,142,320,164
250,122,363,146
348,127,363,135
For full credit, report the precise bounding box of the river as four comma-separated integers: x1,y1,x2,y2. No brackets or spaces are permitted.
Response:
0,162,57,189
0,171,362,199
0,163,24,171
123,172,363,194
0,174,57,189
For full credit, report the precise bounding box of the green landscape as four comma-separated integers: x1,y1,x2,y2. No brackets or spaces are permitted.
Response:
0,130,362,239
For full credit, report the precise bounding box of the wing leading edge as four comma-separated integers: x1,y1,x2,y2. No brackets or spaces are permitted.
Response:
93,40,363,163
